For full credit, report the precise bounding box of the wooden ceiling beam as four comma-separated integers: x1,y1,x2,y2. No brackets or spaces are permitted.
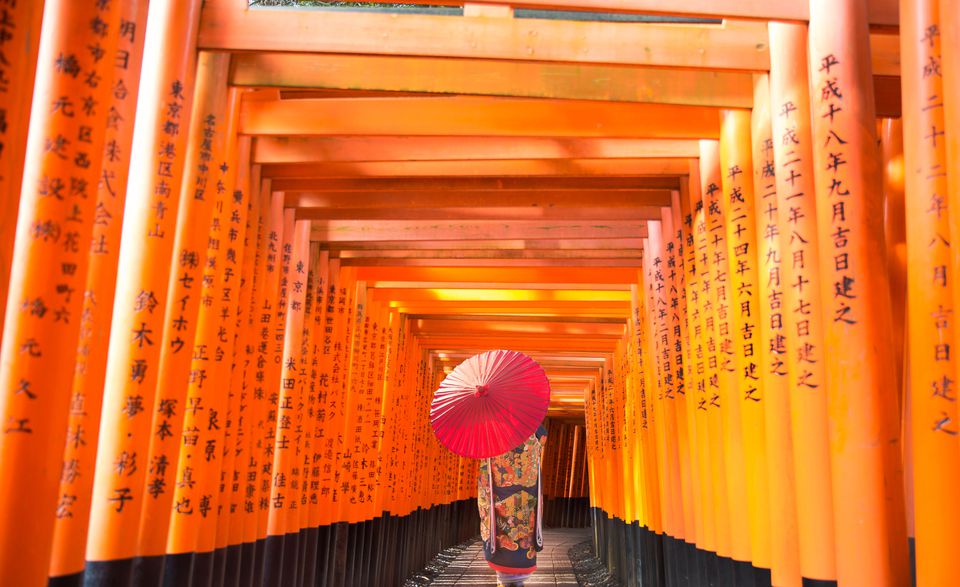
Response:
232,53,754,108
340,258,645,267
318,238,646,250
369,281,632,291
240,0,897,26
253,137,701,164
310,219,649,242
413,336,619,352
274,177,681,191
368,288,633,302
295,206,665,221
287,190,672,211
411,320,626,337
409,314,626,324
337,249,642,259
265,159,692,181
232,52,899,113
240,97,720,139
354,266,640,284
201,9,770,70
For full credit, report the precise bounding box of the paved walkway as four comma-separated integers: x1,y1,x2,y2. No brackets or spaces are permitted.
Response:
432,528,588,586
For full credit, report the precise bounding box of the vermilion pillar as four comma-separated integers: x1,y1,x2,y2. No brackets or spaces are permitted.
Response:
663,201,697,545
48,1,149,580
750,73,801,587
697,142,732,565
161,108,244,585
701,140,751,569
810,1,910,585
718,109,772,578
900,0,960,584
84,1,203,582
0,1,122,584
768,22,838,585
685,164,717,559
135,56,232,577
0,0,44,339
644,220,683,542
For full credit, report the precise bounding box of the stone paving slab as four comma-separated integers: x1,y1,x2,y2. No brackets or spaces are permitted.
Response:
432,528,588,586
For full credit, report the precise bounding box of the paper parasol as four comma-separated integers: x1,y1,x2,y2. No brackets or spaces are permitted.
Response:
430,349,550,459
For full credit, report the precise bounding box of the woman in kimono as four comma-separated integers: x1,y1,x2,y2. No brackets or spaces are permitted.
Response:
477,423,548,587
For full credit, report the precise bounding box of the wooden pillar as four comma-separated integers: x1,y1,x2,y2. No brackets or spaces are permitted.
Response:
0,0,45,339
685,163,718,559
0,1,123,583
134,54,233,575
696,143,732,565
48,1,149,580
663,200,698,547
768,22,838,585
259,208,298,587
750,72,801,587
900,0,960,584
84,1,204,582
249,188,284,586
217,159,263,585
701,140,751,566
718,108,773,576
644,220,683,543
880,119,907,410
161,105,245,584
809,1,910,585
191,133,251,578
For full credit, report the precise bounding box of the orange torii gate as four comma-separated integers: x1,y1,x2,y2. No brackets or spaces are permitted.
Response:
0,1,957,587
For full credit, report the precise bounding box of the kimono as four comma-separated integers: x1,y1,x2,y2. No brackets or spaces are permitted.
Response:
477,424,548,575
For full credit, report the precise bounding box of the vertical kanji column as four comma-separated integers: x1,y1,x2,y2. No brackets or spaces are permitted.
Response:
701,139,752,575
718,108,772,582
697,143,732,576
134,55,232,585
809,2,911,585
900,0,960,584
750,73,801,587
0,1,122,583
768,22,838,586
48,1,148,581
84,1,203,583
0,0,45,338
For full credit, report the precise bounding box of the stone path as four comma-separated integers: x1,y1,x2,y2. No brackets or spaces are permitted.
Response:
431,528,588,586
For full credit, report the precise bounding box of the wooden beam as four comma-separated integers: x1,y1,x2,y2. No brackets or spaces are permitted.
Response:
341,258,645,267
370,281,632,290
202,9,770,70
235,0,897,26
285,190,673,211
253,137,702,164
411,319,626,337
413,335,619,351
310,219,649,241
354,266,640,283
319,238,646,250
232,51,901,109
240,97,720,138
232,53,754,108
410,314,626,324
272,176,681,191
395,303,630,316
296,206,664,221
368,287,632,301
337,248,642,259
266,159,692,181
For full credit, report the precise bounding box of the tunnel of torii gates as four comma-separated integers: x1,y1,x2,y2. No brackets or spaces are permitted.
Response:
2,0,960,586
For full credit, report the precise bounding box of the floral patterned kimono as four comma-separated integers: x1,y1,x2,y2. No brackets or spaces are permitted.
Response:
477,424,548,576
